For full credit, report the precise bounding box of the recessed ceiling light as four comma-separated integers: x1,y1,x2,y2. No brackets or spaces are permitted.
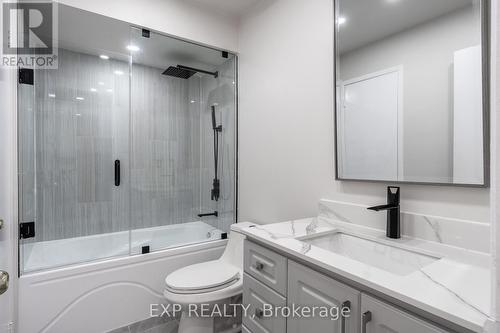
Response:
48,93,56,98
126,44,140,52
99,54,109,60
190,100,196,104
75,113,82,116
114,70,124,75
90,88,97,92
98,81,105,86
106,88,113,93
75,97,84,101
338,16,347,25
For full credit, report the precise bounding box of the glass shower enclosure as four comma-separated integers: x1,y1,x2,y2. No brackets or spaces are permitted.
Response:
17,5,237,273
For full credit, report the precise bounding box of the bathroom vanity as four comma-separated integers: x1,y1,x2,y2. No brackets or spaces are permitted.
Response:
238,217,490,333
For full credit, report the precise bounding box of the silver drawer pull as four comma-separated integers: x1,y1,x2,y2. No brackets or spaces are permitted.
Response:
0,270,9,296
254,308,264,319
362,311,372,333
254,261,265,271
341,300,351,333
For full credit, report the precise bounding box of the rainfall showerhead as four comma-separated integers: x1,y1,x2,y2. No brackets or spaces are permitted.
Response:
162,65,218,79
162,66,196,79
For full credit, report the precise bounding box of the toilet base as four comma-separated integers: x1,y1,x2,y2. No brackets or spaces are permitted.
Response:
177,309,242,333
178,312,214,333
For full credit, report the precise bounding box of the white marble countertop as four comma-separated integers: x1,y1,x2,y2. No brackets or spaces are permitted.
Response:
236,217,492,333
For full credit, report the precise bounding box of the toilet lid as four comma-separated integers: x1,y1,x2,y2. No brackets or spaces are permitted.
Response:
165,260,241,294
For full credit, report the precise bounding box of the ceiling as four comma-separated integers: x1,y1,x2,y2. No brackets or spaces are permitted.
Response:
55,1,478,65
338,0,475,54
183,0,263,18
57,4,233,72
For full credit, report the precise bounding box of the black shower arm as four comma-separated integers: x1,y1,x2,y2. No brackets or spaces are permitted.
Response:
177,65,218,78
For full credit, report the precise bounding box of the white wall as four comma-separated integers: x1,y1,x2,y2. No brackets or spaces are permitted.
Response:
340,8,480,183
237,0,490,224
55,0,239,52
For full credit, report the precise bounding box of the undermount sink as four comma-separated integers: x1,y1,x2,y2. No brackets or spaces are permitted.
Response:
302,232,439,276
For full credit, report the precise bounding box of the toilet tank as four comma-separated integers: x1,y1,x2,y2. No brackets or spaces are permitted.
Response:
220,222,255,269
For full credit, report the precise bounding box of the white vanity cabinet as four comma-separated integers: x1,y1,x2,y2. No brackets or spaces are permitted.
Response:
242,240,454,333
243,273,287,333
244,239,288,295
361,294,449,333
243,240,288,333
287,261,360,333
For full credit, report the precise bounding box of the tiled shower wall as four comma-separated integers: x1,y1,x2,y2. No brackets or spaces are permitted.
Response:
19,48,236,242
130,61,200,230
131,55,236,236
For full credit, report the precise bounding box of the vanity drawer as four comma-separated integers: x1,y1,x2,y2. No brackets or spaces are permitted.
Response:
361,294,451,333
244,240,287,295
243,273,287,333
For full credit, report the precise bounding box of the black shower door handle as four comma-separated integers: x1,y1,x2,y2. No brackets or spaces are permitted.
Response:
114,160,120,186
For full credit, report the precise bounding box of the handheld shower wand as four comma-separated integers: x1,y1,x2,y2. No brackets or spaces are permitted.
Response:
211,105,222,201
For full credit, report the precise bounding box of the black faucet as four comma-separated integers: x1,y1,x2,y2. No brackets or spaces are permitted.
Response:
367,186,401,239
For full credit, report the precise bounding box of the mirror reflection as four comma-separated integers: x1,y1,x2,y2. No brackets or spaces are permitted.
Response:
336,0,486,185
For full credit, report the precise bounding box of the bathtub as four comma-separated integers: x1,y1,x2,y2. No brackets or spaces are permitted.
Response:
22,221,224,272
18,221,228,333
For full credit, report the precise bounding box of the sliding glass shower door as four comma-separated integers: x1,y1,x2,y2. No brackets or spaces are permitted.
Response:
129,28,237,254
18,7,132,272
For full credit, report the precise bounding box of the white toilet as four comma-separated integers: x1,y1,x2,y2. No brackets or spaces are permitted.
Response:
164,223,249,333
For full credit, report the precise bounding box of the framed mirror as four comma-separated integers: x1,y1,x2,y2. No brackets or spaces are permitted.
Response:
334,0,489,186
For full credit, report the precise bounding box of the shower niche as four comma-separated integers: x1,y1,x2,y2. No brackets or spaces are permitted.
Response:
17,5,237,273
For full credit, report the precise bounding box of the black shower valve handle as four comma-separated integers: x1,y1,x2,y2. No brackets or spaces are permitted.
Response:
211,178,220,201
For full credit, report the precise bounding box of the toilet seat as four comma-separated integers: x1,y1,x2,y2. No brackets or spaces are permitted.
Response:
165,260,241,294
163,225,251,332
